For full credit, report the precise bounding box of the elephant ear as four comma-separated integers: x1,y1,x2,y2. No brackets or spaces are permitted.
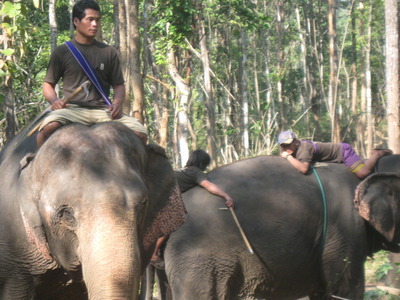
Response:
18,165,56,272
354,173,400,242
142,144,186,252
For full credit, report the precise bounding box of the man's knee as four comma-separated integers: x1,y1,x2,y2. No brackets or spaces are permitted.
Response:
41,121,62,136
134,131,148,145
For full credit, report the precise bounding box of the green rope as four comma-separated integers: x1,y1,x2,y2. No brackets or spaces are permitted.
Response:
312,166,327,253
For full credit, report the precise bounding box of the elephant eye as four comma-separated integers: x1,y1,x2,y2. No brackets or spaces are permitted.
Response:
55,206,77,229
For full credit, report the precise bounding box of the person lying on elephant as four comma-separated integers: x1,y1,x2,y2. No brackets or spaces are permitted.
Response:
151,149,234,268
278,130,392,179
36,0,147,148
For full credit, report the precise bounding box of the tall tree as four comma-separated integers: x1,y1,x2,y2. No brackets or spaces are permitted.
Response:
194,1,217,167
115,0,145,123
275,0,286,130
328,0,340,142
49,0,57,50
1,1,18,140
385,0,400,153
168,48,191,167
239,30,250,157
365,0,373,155
129,0,145,124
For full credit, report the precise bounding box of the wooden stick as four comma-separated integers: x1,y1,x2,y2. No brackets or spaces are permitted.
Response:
27,81,91,137
228,207,254,254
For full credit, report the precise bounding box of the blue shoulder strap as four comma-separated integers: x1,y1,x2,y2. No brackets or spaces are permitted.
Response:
65,41,111,106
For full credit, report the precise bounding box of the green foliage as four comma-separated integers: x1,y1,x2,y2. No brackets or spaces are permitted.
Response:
375,262,394,281
1,1,30,80
364,289,390,300
0,0,394,157
209,0,270,32
149,0,196,65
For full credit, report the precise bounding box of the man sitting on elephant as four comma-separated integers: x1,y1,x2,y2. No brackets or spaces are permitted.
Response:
278,130,392,179
36,0,147,148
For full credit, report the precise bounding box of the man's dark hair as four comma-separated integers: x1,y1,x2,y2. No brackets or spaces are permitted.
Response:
72,0,100,29
185,150,211,171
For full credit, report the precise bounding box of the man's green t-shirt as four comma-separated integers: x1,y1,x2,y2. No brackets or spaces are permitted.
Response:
44,39,124,108
295,141,343,163
174,166,208,193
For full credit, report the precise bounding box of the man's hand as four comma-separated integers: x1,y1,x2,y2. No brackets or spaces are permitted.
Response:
109,103,123,119
281,150,293,159
225,196,234,208
51,99,69,110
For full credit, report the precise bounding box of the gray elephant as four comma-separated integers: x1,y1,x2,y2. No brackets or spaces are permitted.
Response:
0,121,186,299
162,155,400,299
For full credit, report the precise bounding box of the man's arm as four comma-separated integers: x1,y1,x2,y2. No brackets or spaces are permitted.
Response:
109,84,125,120
199,180,234,207
42,82,67,110
281,151,310,174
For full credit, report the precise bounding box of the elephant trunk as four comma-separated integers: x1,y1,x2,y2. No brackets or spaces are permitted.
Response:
79,211,141,300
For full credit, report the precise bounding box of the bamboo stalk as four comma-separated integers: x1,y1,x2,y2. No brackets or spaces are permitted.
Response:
228,207,254,254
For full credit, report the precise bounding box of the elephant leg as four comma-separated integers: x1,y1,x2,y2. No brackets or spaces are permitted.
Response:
145,265,155,300
321,257,365,299
155,267,171,300
1,276,35,300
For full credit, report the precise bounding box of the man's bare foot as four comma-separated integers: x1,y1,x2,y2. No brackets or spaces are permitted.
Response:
372,148,393,158
150,255,165,269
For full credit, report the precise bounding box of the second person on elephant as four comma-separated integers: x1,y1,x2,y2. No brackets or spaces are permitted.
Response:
150,150,234,268
278,130,392,179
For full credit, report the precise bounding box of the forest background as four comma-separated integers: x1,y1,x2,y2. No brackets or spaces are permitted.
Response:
2,0,400,169
2,0,400,294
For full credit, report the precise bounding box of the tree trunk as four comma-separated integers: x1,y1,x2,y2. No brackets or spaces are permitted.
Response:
239,30,249,158
49,0,57,50
296,6,310,131
2,6,16,141
168,49,190,167
305,0,322,138
328,0,340,142
385,0,400,153
384,0,400,286
69,0,74,39
198,13,217,168
129,0,145,124
365,0,373,155
351,4,362,154
116,0,130,114
276,0,286,130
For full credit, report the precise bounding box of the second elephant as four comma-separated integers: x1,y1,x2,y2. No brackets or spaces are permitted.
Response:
163,155,400,299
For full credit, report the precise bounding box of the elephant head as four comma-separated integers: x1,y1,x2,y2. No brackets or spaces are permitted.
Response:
14,122,185,299
354,172,400,243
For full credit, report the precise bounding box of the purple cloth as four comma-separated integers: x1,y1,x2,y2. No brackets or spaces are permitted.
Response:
341,143,363,169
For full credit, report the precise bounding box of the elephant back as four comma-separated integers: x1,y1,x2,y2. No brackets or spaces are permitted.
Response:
375,154,400,174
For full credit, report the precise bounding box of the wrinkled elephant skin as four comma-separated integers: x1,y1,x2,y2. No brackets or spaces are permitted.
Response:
164,155,400,300
0,122,185,299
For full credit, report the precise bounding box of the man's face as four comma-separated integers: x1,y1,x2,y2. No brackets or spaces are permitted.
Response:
281,141,298,154
74,8,100,38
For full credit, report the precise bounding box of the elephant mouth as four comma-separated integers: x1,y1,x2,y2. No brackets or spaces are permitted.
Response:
67,267,84,283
